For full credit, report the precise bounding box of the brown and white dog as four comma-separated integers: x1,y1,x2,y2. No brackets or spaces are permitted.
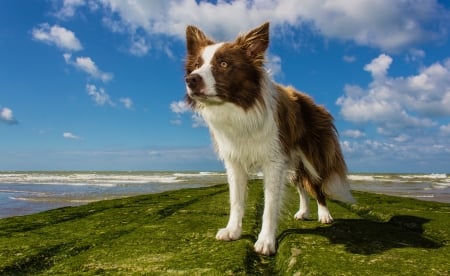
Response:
184,22,355,255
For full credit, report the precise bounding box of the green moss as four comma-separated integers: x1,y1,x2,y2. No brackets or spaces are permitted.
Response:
0,181,448,275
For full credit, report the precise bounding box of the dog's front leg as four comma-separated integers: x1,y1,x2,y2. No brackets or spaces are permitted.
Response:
254,162,286,255
216,160,247,241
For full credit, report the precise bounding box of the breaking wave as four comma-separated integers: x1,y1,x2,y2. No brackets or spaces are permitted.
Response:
348,173,449,184
0,172,187,186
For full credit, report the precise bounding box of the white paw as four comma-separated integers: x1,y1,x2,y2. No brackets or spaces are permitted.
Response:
216,227,241,241
254,236,276,255
294,209,310,220
318,205,334,224
318,211,334,224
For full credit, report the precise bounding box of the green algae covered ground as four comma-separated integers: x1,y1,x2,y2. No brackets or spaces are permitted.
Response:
0,180,449,275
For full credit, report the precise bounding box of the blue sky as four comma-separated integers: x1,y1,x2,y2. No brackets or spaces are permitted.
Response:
1,0,450,173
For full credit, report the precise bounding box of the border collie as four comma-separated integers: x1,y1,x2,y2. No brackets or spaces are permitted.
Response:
184,22,355,255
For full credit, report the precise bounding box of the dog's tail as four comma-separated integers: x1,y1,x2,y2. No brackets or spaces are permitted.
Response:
323,173,355,204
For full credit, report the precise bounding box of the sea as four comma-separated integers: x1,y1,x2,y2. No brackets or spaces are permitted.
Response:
0,171,449,218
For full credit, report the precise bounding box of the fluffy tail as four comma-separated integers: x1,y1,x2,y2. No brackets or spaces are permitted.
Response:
323,173,356,204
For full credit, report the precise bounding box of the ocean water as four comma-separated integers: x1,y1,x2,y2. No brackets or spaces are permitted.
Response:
349,173,450,203
0,171,448,218
0,171,228,218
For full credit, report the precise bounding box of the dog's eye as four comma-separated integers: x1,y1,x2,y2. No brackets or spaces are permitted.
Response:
220,61,228,68
194,62,199,68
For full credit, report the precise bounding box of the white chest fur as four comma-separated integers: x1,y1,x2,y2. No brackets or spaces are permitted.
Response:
200,100,282,171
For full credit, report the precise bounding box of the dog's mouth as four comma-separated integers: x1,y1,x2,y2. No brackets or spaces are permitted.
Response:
187,90,224,105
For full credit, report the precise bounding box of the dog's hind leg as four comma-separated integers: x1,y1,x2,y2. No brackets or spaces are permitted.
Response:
316,194,333,224
294,178,310,220
298,174,334,224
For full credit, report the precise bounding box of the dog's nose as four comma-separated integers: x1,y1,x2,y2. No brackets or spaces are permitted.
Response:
185,73,202,90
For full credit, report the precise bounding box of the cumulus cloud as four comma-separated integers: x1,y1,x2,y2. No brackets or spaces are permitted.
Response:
63,132,81,140
56,0,450,52
0,107,18,125
363,54,392,79
64,54,113,82
337,54,450,131
32,23,82,51
86,84,114,106
337,53,450,170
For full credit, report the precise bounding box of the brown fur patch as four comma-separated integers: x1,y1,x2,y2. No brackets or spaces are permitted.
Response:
275,85,347,199
208,43,265,110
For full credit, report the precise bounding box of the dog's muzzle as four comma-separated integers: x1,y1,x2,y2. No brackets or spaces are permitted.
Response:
185,73,205,96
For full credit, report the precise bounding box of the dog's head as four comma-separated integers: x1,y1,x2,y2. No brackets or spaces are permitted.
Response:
184,22,270,110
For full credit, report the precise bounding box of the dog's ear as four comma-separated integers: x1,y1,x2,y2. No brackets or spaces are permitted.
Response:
186,25,214,56
236,22,269,60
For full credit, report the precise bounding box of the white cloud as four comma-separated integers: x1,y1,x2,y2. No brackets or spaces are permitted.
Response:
63,53,72,63
287,0,450,52
170,101,190,114
342,129,365,139
343,55,356,63
86,84,114,106
74,56,113,82
393,134,410,143
266,54,282,77
341,136,450,172
363,54,392,79
337,54,450,131
406,48,426,63
0,107,18,125
63,132,81,140
59,0,450,52
129,36,150,56
54,0,86,19
32,23,82,51
337,54,450,171
64,54,113,82
170,119,182,125
119,97,133,109
191,113,206,128
169,100,207,127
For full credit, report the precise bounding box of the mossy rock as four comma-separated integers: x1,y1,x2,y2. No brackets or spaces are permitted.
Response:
0,180,448,275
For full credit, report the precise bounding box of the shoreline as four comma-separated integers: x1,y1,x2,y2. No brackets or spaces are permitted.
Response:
0,171,448,219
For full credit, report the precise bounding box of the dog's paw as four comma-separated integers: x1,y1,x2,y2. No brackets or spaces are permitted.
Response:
254,236,276,255
216,227,241,241
294,209,310,220
318,210,334,224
